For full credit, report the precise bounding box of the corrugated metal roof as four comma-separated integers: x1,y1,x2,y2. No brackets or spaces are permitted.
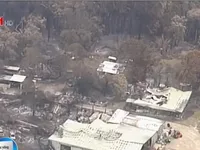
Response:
128,87,192,113
162,88,192,112
49,117,156,150
133,116,164,131
108,109,129,124
109,109,164,132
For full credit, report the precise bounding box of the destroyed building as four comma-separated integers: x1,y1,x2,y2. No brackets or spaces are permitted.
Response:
126,86,192,118
48,109,165,150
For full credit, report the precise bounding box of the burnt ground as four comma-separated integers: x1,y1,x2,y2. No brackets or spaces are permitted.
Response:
0,102,54,150
0,82,70,150
0,73,200,150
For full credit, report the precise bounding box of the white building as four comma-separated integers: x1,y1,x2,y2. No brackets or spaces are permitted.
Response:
126,87,192,117
97,61,125,75
49,109,165,150
0,74,26,89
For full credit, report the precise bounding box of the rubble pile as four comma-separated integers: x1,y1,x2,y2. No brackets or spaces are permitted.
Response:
88,101,108,107
17,133,35,144
157,123,182,149
0,121,36,145
35,111,47,119
57,91,80,104
89,112,111,123
52,104,67,117
12,106,32,116
76,109,93,123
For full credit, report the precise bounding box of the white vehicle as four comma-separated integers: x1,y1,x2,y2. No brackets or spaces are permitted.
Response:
10,131,16,140
108,56,117,62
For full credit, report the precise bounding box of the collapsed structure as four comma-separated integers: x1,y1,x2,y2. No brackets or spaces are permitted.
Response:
49,109,165,150
126,86,192,118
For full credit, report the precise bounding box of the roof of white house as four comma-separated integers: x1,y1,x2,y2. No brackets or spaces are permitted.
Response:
9,74,26,83
126,87,192,113
4,66,20,71
97,61,124,75
49,109,164,150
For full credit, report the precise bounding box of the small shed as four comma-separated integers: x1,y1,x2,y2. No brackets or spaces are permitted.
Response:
9,74,26,89
3,66,20,75
0,74,26,90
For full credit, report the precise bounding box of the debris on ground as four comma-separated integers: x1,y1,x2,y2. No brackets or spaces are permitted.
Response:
156,123,183,149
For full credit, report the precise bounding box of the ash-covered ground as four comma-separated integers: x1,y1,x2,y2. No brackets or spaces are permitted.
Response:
0,84,81,150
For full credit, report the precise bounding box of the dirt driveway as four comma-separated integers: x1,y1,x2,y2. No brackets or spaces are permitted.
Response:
165,122,200,150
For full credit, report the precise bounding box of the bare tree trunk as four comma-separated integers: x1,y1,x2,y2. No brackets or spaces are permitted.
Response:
32,101,36,116
158,74,161,87
138,20,142,40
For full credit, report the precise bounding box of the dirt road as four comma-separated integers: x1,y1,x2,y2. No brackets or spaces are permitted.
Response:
165,122,200,150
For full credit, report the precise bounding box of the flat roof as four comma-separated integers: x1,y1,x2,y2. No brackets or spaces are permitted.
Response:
49,109,164,150
97,61,124,75
9,74,26,83
126,87,192,113
4,66,20,71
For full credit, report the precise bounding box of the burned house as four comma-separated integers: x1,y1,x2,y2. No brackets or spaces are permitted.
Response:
48,109,165,150
125,86,192,118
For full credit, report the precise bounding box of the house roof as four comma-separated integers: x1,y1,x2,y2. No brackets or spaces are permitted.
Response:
126,87,192,113
4,66,20,71
108,109,129,124
109,109,164,132
97,61,123,75
9,74,26,83
49,109,164,150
